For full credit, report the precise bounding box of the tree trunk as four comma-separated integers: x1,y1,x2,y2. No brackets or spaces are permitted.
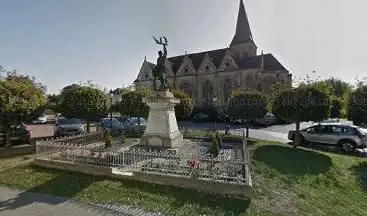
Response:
294,121,301,148
246,122,249,139
4,129,11,149
86,120,90,133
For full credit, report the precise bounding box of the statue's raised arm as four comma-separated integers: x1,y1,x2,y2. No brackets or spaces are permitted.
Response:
162,37,168,57
152,36,169,91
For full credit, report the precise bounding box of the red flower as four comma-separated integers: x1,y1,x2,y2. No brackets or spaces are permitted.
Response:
190,159,197,168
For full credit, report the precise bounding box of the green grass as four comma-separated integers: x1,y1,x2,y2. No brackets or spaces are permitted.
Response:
1,141,367,216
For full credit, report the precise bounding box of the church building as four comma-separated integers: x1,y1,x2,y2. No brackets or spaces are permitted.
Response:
134,0,292,112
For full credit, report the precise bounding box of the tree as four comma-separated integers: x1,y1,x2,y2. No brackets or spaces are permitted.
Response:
272,86,330,147
171,89,193,120
59,84,109,132
264,82,292,111
119,86,151,125
347,85,367,126
46,94,62,113
0,71,46,147
227,90,267,138
330,98,342,118
323,77,353,98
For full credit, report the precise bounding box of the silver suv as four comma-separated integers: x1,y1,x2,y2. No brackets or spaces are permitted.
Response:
288,123,367,152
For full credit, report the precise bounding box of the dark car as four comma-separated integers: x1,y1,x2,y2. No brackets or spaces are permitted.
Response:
192,113,211,122
99,118,125,136
55,118,85,137
216,114,230,123
123,117,146,135
0,123,31,147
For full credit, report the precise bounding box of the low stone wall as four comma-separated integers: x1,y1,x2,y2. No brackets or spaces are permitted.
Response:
33,157,253,199
0,145,36,158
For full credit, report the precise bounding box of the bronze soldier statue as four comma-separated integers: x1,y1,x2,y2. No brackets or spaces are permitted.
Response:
152,36,169,91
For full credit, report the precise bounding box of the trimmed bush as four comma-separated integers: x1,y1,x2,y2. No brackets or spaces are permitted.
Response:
210,133,220,157
215,132,222,149
121,134,126,143
104,132,112,148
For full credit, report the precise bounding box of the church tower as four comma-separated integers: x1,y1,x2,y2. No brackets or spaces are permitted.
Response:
229,0,257,59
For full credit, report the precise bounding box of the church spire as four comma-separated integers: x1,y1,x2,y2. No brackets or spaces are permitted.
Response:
230,0,254,46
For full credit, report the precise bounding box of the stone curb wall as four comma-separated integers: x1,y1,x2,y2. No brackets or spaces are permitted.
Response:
33,157,253,199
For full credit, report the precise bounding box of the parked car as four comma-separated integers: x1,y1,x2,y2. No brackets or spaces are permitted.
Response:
55,114,66,124
55,118,85,137
230,118,248,125
32,114,47,124
123,117,147,136
253,112,277,127
192,113,211,122
98,118,125,136
0,123,31,147
128,117,147,126
216,114,229,123
288,123,367,152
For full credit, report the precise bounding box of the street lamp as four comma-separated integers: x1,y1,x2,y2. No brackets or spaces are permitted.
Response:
212,96,217,131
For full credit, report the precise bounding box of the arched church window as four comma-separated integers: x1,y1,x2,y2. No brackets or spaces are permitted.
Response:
236,52,240,59
202,80,213,103
223,78,232,103
205,65,210,71
183,66,189,73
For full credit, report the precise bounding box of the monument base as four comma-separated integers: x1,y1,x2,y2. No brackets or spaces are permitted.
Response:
140,90,183,148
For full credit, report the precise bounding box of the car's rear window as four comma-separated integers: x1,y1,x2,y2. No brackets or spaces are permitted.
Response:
59,118,82,125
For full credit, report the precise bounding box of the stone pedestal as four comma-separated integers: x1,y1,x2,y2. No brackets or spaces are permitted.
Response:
140,90,183,148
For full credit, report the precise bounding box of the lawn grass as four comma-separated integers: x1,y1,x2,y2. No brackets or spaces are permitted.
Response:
1,141,367,216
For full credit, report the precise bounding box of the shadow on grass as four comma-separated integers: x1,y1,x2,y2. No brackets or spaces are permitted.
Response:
254,145,332,175
123,180,251,215
0,165,250,215
350,161,367,191
287,141,365,157
0,166,94,212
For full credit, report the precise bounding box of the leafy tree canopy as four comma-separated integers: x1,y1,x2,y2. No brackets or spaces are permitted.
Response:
227,90,267,121
119,86,151,119
0,70,46,127
172,89,193,120
272,86,330,123
59,84,109,123
347,85,367,125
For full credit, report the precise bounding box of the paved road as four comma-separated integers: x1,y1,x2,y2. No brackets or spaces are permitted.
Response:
178,121,315,143
0,187,164,216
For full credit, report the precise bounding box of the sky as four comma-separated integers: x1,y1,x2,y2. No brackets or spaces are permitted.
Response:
0,0,366,94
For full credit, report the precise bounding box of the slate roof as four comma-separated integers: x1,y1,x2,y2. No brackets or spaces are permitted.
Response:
167,48,227,73
236,53,286,71
135,49,287,82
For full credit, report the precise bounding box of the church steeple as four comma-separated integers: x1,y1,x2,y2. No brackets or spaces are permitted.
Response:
231,0,253,46
229,0,257,58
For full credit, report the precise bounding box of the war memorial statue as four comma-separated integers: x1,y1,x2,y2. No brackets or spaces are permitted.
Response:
139,36,183,148
152,36,169,91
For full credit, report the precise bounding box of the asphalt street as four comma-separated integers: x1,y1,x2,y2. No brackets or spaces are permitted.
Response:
178,121,315,143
